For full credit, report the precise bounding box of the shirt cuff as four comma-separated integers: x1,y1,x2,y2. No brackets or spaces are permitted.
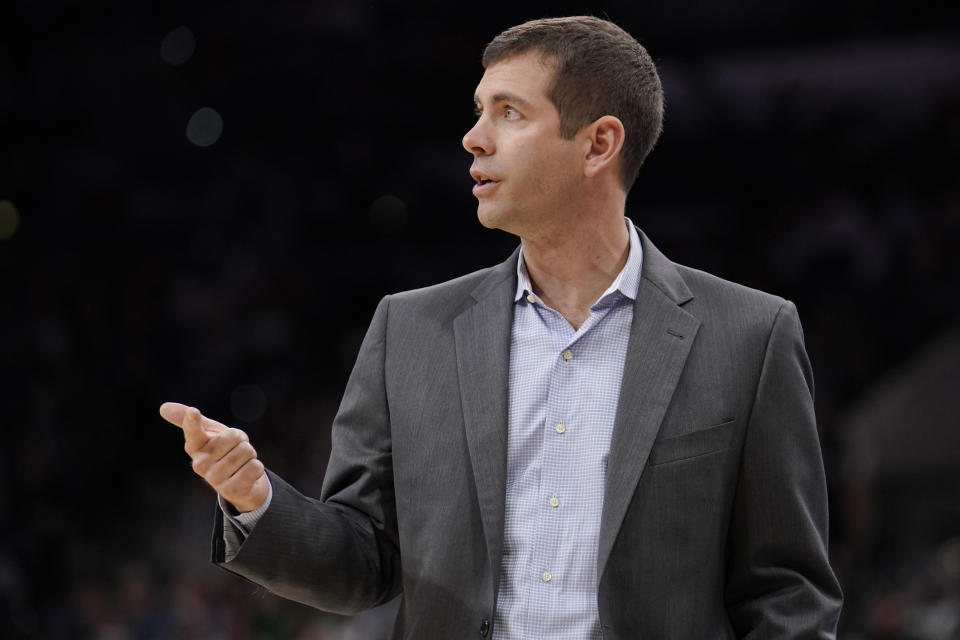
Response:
218,477,273,536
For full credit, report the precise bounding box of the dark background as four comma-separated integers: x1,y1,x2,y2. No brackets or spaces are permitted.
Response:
2,0,960,637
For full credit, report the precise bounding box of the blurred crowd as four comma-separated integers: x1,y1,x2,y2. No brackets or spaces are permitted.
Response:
2,1,959,637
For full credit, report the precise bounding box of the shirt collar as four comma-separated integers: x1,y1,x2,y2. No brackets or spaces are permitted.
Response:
514,218,644,303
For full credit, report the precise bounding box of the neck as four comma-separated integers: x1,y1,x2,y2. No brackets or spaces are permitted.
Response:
520,202,630,330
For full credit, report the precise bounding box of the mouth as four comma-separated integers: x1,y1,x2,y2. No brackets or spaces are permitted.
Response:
472,178,501,196
470,170,501,196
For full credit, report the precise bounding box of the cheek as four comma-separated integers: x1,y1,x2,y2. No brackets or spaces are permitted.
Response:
512,141,564,191
529,143,579,196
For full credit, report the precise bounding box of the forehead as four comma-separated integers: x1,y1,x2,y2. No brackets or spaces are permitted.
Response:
473,51,555,104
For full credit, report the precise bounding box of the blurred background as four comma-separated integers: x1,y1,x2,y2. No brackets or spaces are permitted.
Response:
2,0,959,637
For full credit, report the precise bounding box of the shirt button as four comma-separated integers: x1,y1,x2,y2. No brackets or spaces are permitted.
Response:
562,349,573,361
479,618,490,637
526,293,536,303
548,496,560,508
541,570,552,582
555,423,566,434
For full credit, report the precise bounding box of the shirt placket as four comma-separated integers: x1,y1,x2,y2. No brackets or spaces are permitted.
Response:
527,308,604,632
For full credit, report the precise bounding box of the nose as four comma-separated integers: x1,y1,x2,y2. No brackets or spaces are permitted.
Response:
462,118,493,157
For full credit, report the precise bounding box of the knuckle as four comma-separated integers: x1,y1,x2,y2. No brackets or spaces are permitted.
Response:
206,429,235,452
190,455,206,476
218,476,239,496
238,441,256,459
218,429,238,447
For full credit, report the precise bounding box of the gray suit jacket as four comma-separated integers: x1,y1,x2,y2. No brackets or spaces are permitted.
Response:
213,228,843,638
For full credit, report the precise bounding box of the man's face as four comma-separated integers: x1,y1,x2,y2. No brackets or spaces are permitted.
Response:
462,52,584,238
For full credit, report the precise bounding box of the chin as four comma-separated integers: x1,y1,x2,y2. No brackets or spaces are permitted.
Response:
477,203,529,238
476,204,504,230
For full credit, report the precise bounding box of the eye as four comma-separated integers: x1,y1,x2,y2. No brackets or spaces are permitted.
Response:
503,106,519,119
473,105,482,118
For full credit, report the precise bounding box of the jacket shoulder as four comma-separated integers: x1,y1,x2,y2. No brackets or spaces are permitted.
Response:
674,263,793,329
387,259,512,320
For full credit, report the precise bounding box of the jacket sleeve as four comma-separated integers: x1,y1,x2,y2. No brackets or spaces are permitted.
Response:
724,301,843,638
211,295,402,615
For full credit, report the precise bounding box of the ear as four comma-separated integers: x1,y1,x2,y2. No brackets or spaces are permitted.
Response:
582,115,625,180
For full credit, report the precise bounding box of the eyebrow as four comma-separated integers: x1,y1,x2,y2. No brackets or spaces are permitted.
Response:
473,92,535,110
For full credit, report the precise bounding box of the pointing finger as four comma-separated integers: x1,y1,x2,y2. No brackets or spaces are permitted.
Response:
180,405,209,452
160,402,226,453
159,401,187,426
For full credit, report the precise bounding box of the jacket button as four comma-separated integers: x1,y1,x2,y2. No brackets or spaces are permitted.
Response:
479,618,490,637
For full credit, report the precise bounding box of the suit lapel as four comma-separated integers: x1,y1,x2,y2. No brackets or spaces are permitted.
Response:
597,231,701,580
453,251,518,603
450,235,699,593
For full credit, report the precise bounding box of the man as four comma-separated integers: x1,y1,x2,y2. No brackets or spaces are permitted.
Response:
162,16,843,638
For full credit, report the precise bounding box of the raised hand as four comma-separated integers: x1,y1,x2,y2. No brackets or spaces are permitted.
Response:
160,402,269,513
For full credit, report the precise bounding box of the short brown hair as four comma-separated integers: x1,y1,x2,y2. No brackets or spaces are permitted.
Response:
482,16,664,191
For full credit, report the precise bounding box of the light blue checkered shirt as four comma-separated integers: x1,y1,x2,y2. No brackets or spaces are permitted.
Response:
493,219,642,640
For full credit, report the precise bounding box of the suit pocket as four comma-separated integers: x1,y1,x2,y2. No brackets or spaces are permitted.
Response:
648,418,736,465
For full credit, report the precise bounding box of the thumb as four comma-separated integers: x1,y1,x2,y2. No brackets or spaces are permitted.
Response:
159,401,187,426
160,402,214,452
